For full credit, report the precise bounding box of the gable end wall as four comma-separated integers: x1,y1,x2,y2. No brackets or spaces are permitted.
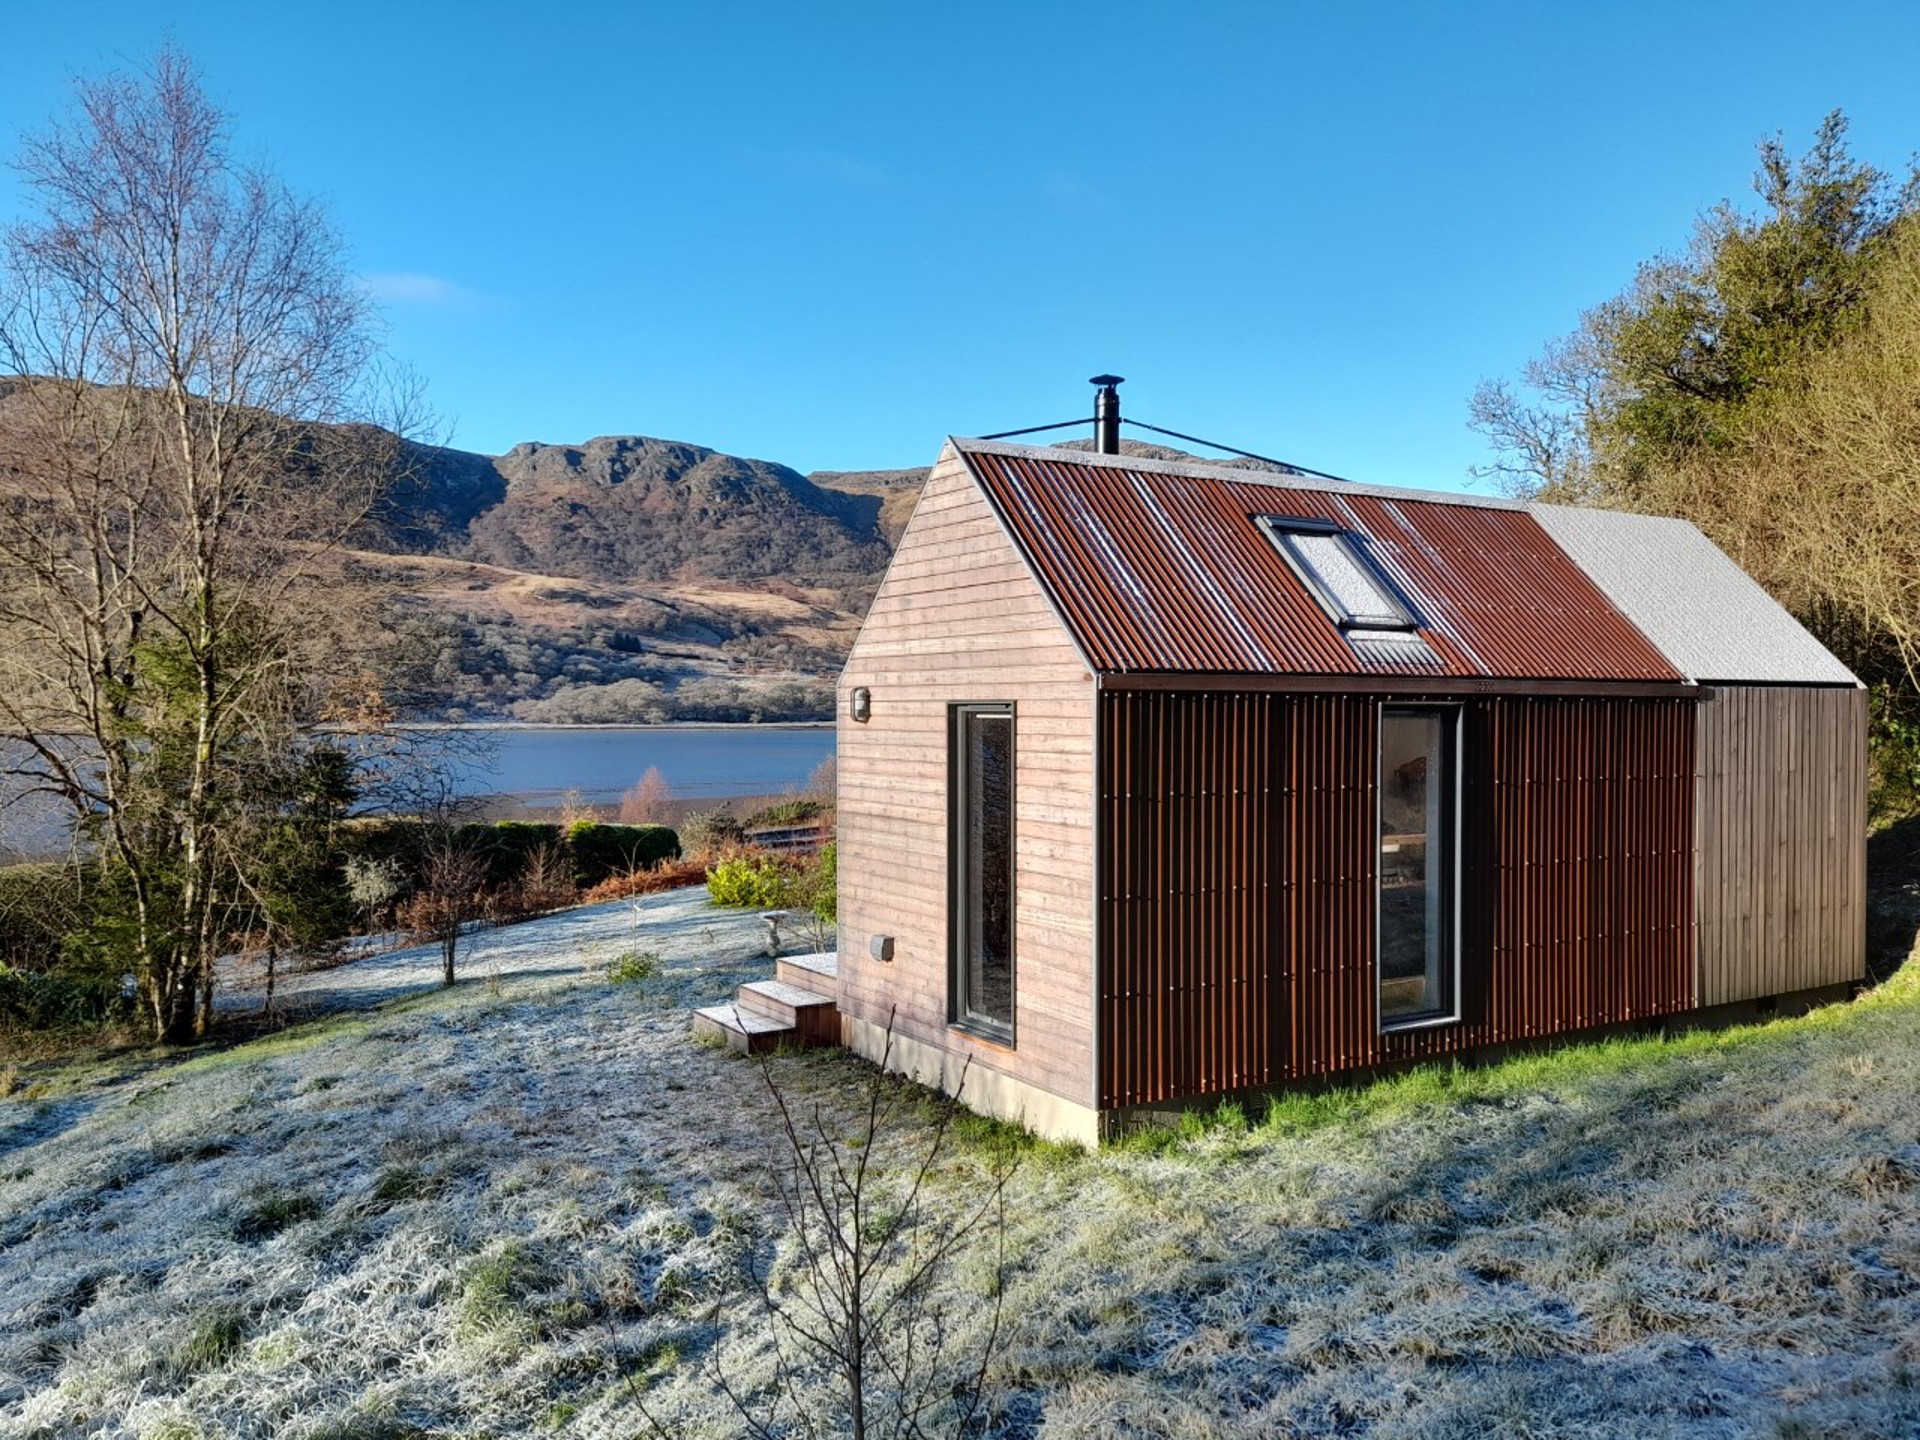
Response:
837,448,1097,1129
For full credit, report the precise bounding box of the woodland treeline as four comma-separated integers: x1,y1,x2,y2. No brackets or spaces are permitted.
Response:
1473,113,1920,820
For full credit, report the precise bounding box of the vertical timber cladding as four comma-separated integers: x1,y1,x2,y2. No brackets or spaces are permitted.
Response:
1696,684,1867,1005
1097,690,1696,1110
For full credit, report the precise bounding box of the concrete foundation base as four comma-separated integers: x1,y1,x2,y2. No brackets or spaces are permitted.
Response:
839,1014,1102,1148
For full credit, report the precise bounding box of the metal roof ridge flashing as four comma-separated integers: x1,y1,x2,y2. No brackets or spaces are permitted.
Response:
949,435,1527,511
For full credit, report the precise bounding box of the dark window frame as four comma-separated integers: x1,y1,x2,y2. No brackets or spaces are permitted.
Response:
948,702,1017,1045
1375,702,1463,1033
1255,514,1423,632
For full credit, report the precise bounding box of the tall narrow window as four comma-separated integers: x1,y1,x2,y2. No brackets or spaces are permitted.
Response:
951,704,1015,1040
1378,706,1460,1028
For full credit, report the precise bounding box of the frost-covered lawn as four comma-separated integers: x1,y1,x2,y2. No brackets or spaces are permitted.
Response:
3,886,1919,1439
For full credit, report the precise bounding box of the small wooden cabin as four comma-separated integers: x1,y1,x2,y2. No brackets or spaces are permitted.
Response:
834,438,1866,1144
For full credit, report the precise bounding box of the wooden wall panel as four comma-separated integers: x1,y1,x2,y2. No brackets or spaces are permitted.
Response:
1098,692,1698,1109
1696,685,1867,1005
838,447,1096,1107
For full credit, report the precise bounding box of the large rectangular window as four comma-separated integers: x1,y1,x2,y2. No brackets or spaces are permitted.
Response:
951,704,1015,1041
1378,706,1460,1028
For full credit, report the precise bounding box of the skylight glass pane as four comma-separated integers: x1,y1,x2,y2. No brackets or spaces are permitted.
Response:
1288,532,1408,629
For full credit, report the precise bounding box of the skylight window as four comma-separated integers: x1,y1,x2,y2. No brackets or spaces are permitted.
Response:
1256,515,1420,632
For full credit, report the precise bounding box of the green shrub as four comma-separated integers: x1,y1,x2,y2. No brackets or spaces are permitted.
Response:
1869,682,1920,827
456,821,560,889
706,855,794,909
793,841,837,924
563,822,679,886
0,961,127,1031
0,863,85,973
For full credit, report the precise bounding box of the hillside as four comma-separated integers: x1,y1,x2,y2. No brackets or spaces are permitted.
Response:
458,437,894,589
4,386,1281,723
0,374,920,722
3,855,1918,1436
350,432,922,720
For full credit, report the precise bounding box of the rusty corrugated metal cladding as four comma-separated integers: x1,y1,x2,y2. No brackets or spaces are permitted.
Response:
969,447,1682,682
1098,691,1696,1110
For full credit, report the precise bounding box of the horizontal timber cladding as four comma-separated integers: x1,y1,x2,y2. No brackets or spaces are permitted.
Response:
837,446,1098,1113
1097,690,1697,1109
1696,684,1867,1005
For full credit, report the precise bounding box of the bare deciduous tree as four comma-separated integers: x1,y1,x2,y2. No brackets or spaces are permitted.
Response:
0,48,417,1040
400,830,490,989
803,753,837,810
619,766,672,825
643,1022,1016,1439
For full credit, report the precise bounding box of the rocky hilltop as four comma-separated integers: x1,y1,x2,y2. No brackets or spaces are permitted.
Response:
3,387,1238,724
349,432,932,722
463,437,894,587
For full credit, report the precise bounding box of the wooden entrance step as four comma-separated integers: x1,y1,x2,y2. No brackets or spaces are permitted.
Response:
776,950,838,991
736,979,839,1044
692,1004,794,1055
692,951,841,1056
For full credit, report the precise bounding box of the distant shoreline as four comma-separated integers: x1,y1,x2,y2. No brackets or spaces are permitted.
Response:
388,720,836,733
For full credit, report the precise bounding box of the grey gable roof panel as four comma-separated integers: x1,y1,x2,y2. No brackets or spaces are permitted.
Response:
1529,503,1859,686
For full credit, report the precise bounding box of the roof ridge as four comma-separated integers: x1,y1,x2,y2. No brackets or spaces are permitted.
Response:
949,435,1526,511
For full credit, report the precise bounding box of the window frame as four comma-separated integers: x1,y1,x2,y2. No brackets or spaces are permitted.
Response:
1255,514,1423,632
948,702,1017,1045
1374,702,1464,1034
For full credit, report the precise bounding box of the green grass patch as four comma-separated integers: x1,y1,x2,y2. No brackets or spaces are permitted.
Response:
172,1303,247,1374
459,1240,560,1337
367,1164,444,1208
1102,960,1920,1155
169,1013,376,1078
229,1186,324,1242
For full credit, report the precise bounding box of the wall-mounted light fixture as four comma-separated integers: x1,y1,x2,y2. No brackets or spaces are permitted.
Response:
870,933,894,963
850,686,872,723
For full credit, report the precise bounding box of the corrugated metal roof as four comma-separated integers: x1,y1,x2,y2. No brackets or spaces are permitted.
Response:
1529,504,1859,686
956,439,1683,682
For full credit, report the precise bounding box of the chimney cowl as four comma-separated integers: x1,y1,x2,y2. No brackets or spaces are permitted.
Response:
1090,374,1124,454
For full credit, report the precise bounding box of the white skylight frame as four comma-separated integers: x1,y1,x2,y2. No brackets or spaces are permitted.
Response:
1255,515,1423,632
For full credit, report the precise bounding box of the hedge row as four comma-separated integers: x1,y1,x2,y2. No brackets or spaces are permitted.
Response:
444,820,680,889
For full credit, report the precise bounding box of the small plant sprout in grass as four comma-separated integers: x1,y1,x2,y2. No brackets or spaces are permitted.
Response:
607,951,662,986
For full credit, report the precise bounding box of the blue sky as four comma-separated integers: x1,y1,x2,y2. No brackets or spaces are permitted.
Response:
4,3,1920,491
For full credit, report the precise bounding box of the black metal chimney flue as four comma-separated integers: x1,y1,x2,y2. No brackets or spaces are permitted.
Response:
1091,374,1124,454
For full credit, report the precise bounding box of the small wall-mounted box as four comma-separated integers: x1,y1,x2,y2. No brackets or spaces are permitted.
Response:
869,933,895,963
